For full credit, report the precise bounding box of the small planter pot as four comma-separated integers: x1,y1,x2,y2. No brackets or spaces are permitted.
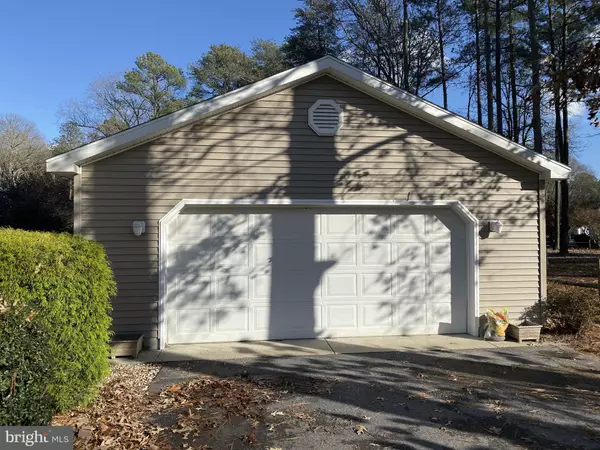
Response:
109,333,144,359
506,321,542,343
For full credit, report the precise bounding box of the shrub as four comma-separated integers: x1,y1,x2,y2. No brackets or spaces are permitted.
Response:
0,229,116,423
545,281,600,333
0,303,55,425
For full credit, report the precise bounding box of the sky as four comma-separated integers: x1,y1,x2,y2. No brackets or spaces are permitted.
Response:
1,0,599,173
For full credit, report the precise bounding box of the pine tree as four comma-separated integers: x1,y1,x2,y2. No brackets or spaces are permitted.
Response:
282,0,343,66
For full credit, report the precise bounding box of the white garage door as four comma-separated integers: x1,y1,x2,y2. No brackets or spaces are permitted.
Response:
165,207,467,344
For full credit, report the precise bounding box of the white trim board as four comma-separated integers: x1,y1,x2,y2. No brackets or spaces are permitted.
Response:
157,199,480,350
47,56,569,180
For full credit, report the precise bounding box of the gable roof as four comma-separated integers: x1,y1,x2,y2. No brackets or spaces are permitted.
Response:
46,56,570,179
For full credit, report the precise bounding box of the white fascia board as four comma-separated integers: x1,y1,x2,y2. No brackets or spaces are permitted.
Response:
46,55,570,180
324,59,570,180
46,58,335,174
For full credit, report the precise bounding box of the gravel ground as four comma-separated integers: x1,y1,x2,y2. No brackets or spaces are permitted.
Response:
150,344,600,450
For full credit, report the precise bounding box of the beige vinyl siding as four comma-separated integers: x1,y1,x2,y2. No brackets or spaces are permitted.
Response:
79,76,540,348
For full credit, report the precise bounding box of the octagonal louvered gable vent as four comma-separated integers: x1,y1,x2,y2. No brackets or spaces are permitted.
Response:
308,99,343,136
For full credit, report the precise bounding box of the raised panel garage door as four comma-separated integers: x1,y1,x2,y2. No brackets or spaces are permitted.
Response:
165,207,467,344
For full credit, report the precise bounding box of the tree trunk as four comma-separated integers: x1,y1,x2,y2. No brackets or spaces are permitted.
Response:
484,0,494,130
475,0,483,125
437,0,448,109
547,0,564,251
403,0,410,91
495,0,503,134
559,0,570,255
527,0,543,154
468,70,474,120
508,0,518,141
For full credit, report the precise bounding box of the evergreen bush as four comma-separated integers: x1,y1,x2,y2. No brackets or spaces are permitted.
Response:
0,229,116,424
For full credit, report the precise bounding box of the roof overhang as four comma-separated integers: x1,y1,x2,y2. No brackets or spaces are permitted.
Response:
47,56,570,180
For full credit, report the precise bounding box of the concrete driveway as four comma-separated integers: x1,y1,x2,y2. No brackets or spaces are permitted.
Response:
140,334,523,362
148,343,600,449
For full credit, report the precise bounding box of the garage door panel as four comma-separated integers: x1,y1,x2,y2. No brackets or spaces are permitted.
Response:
211,214,250,237
362,272,393,297
271,243,319,269
322,214,357,235
396,272,426,296
393,214,426,235
430,273,452,300
326,305,358,328
215,307,249,332
430,242,452,267
252,275,271,299
324,242,358,265
428,303,452,324
168,243,215,270
171,214,212,239
215,243,250,268
396,243,427,267
362,214,393,237
427,215,452,236
215,275,249,300
257,304,323,333
325,273,358,297
362,242,393,265
176,309,211,334
396,304,427,326
166,207,467,344
363,303,394,327
170,275,213,307
255,271,324,301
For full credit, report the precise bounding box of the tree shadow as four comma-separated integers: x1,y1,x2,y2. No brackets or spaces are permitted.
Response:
81,74,541,348
149,348,600,449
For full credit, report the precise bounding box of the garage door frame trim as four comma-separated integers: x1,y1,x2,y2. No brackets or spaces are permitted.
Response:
158,199,479,349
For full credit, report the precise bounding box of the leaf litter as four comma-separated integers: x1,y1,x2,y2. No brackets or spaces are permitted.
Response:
52,362,290,449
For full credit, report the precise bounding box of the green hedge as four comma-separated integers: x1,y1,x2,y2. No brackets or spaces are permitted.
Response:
0,229,116,424
0,305,55,425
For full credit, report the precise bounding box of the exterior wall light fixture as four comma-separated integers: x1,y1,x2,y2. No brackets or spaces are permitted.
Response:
132,221,146,236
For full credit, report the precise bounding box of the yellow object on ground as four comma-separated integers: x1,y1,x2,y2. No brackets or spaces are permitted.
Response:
486,308,509,337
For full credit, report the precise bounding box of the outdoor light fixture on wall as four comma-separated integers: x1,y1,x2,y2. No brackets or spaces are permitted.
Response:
488,220,503,234
132,221,146,237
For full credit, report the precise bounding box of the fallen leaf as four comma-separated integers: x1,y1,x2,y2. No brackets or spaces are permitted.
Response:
408,392,429,400
167,384,181,393
354,425,368,435
271,411,285,416
488,426,502,435
363,415,371,421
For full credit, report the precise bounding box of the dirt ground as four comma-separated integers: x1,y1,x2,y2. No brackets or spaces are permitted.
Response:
56,344,600,450
547,251,600,287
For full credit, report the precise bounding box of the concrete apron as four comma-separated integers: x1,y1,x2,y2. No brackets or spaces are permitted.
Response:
136,334,524,364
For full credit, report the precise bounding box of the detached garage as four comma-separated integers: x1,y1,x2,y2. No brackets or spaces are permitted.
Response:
47,56,569,350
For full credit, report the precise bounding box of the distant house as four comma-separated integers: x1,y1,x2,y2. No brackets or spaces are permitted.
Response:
47,57,570,349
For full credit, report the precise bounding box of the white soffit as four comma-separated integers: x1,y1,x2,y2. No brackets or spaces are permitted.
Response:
46,56,570,180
